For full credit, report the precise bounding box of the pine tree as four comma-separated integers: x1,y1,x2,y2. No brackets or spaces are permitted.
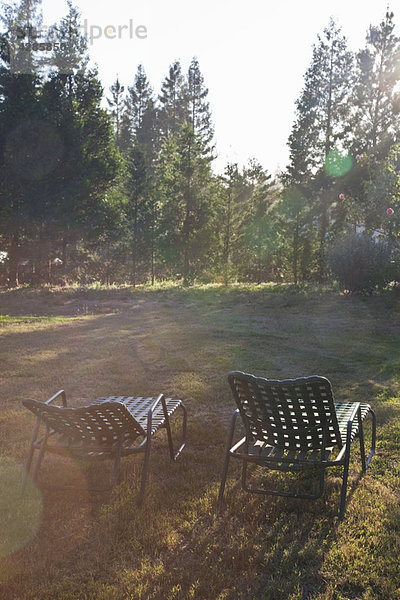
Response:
107,77,125,147
1,0,43,74
0,1,120,285
39,66,120,280
278,187,314,284
122,65,158,284
0,0,44,285
287,19,354,179
156,123,216,283
219,163,243,284
50,0,88,77
353,11,400,152
158,60,187,140
286,19,354,280
122,64,153,142
240,160,279,283
186,57,214,158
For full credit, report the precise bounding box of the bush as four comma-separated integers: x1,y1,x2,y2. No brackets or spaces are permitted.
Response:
328,233,393,294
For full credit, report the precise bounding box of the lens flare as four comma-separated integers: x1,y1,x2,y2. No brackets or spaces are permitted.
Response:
324,150,353,177
0,457,42,559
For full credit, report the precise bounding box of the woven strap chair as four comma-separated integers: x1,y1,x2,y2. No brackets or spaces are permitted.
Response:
218,372,376,518
22,390,187,505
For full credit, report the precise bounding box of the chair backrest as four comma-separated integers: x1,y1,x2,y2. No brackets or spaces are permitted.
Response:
228,371,343,450
22,399,146,446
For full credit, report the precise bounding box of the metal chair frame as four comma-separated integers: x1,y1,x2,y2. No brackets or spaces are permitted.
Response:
22,390,187,505
218,372,376,519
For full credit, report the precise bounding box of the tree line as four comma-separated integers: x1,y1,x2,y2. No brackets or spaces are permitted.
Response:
1,2,400,289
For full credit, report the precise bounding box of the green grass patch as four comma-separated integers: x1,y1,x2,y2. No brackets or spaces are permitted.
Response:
0,315,76,325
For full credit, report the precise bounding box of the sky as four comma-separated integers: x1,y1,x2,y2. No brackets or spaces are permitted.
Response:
40,0,394,174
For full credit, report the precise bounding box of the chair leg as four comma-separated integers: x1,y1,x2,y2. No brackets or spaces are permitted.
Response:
164,410,175,460
217,410,239,509
22,426,50,495
365,409,376,469
358,411,367,473
339,446,351,520
21,418,41,496
21,446,35,496
31,428,50,484
137,436,152,506
173,403,187,460
217,449,231,509
162,400,187,461
358,408,377,473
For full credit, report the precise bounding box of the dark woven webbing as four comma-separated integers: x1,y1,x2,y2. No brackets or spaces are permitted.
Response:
93,396,182,435
334,401,371,443
228,372,343,451
22,399,145,446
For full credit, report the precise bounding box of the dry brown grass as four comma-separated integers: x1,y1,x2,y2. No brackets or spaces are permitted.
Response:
0,284,399,599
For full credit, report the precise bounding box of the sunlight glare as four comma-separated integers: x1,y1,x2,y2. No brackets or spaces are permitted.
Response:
324,150,353,177
0,457,43,560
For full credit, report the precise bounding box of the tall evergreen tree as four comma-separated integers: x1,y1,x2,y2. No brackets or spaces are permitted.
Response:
186,57,214,158
122,65,158,284
0,0,44,284
287,19,354,179
107,76,125,147
240,160,279,283
278,187,314,284
286,19,354,280
0,1,120,285
158,60,187,140
50,0,88,77
1,0,43,74
352,11,400,152
218,163,244,284
122,64,153,145
156,123,216,283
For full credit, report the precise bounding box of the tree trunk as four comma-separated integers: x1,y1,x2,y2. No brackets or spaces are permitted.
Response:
7,232,20,288
224,186,232,286
293,219,299,285
183,190,190,285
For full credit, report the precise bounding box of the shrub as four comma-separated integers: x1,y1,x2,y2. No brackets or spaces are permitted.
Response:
328,233,393,294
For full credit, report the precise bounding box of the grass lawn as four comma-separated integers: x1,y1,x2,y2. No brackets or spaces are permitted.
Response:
0,284,399,600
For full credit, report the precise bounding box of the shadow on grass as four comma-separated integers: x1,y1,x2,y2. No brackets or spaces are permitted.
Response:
0,406,396,600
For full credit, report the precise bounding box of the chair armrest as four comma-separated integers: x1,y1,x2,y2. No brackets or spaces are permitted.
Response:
147,393,164,415
45,390,67,407
346,402,361,427
344,402,361,446
146,394,165,435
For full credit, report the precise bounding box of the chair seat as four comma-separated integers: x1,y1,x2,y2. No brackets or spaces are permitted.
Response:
334,401,371,443
231,401,373,466
92,396,183,435
236,439,332,465
44,431,135,457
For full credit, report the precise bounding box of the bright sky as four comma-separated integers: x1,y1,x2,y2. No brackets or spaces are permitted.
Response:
41,0,393,174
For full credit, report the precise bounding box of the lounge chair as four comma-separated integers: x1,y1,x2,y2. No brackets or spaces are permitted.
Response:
218,371,376,518
22,391,187,505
